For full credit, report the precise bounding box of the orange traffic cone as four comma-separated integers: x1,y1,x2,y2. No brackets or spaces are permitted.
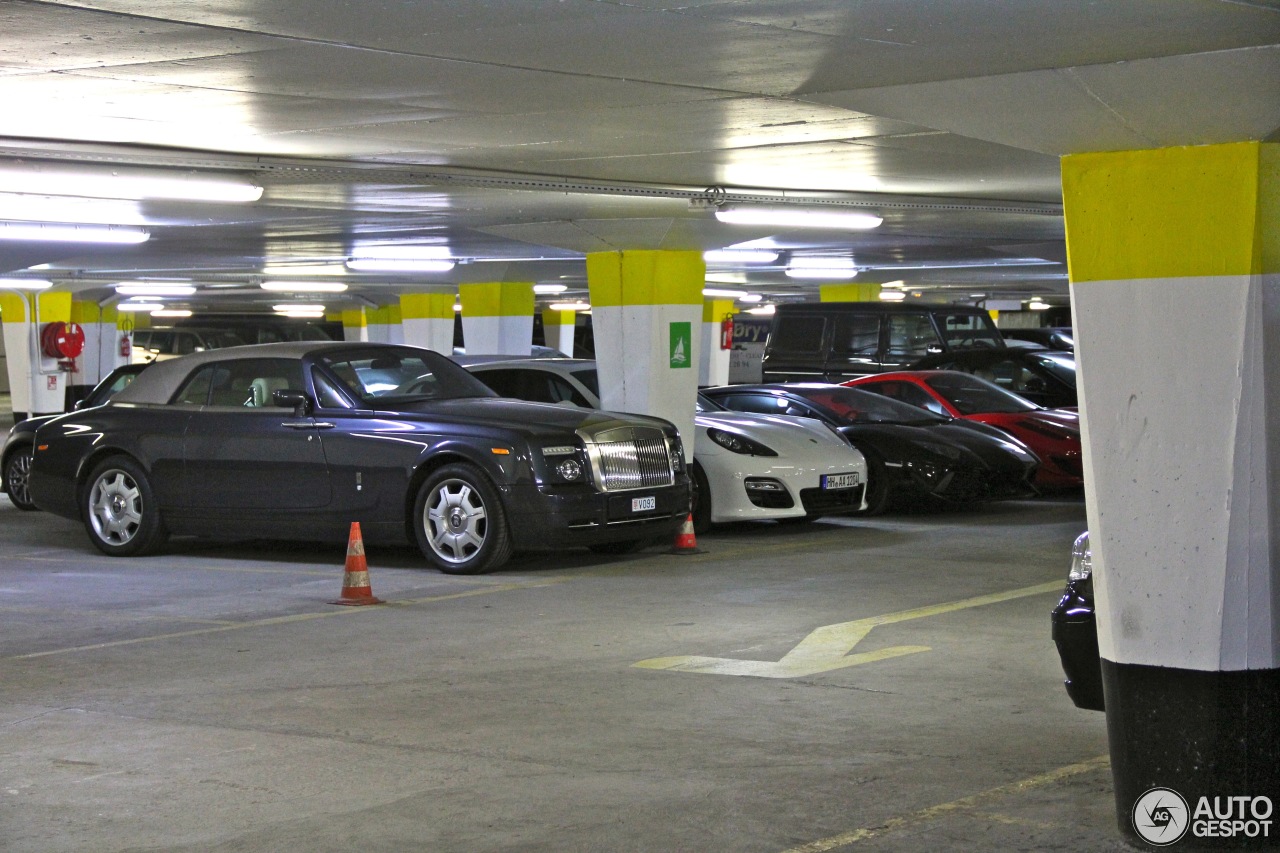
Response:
332,522,384,605
670,513,702,555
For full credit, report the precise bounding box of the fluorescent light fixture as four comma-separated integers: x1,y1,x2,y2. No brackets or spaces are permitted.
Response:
276,309,326,318
548,302,591,312
0,193,145,226
703,249,781,264
0,222,149,243
738,293,764,303
346,258,456,273
116,283,196,296
533,283,568,294
1028,300,1051,311
260,280,348,293
746,304,776,316
715,206,882,230
347,245,455,273
862,258,1058,271
272,304,325,313
116,301,163,312
786,257,858,280
0,280,51,294
879,290,907,302
702,288,749,299
151,309,192,318
0,164,262,202
880,280,906,289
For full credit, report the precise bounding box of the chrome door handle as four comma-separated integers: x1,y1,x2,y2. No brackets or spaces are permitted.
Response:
281,420,336,430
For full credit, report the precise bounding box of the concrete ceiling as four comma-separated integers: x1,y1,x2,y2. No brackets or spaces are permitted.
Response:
1,0,1278,316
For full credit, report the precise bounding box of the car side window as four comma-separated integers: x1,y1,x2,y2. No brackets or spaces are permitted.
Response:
546,375,592,407
172,366,214,405
832,313,880,355
197,358,305,408
885,314,938,357
311,368,352,409
768,316,827,355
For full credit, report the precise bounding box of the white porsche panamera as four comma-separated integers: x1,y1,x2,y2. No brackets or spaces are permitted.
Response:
460,358,869,533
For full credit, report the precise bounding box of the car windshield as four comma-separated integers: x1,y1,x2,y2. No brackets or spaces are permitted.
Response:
570,367,600,399
924,372,1038,415
793,386,948,425
1027,351,1078,387
696,393,726,413
320,348,497,405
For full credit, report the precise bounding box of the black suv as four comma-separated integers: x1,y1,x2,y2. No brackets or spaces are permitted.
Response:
761,302,1005,383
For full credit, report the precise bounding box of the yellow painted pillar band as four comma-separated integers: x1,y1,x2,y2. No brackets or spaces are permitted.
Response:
38,291,71,323
70,301,102,324
702,299,735,322
1063,141,1279,282
820,282,880,301
541,309,576,328
586,251,704,307
401,292,457,321
459,282,535,317
341,308,368,329
0,292,28,323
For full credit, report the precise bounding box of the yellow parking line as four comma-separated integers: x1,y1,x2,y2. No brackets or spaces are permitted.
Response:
779,755,1111,852
7,576,576,660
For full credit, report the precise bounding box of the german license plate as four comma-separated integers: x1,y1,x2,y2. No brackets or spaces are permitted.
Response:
631,496,657,512
822,472,860,490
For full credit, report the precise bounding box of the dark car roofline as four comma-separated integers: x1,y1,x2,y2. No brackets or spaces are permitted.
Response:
110,341,436,405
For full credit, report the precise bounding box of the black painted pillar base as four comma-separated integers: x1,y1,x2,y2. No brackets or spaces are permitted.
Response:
1103,660,1280,849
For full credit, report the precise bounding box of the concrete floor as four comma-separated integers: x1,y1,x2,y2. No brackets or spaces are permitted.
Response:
0,490,1127,852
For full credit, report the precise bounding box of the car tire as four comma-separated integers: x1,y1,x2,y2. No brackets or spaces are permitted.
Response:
4,445,38,511
413,463,512,574
82,455,169,556
853,446,891,516
690,461,712,534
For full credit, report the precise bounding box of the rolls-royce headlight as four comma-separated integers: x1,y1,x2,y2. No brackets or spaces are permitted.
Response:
556,458,583,481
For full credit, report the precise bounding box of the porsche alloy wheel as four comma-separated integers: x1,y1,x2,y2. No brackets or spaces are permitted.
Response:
414,463,511,574
83,456,168,556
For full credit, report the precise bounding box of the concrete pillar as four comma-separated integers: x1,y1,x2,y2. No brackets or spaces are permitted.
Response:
586,250,703,461
1063,141,1280,848
699,298,734,388
68,301,127,404
1,291,73,420
341,308,369,342
401,293,456,354
459,282,534,355
363,304,399,344
542,309,576,357
820,282,881,302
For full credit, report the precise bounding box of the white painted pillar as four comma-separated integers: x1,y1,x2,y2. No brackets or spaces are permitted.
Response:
699,298,734,388
1063,141,1280,847
587,250,704,461
400,293,457,354
459,282,534,355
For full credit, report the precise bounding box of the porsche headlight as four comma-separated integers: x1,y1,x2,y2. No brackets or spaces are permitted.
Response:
707,427,777,457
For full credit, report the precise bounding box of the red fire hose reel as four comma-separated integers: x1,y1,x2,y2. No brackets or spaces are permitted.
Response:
41,321,86,369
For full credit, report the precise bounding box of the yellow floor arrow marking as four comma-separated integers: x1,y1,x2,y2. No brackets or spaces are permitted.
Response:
633,580,1063,678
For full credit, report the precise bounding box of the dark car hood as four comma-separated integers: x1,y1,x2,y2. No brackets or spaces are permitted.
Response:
838,420,1038,469
384,397,677,437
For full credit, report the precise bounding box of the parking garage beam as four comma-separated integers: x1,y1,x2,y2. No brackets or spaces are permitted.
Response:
1063,141,1279,848
586,250,703,461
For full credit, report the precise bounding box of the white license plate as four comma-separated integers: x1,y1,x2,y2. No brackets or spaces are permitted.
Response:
822,472,860,490
631,496,657,512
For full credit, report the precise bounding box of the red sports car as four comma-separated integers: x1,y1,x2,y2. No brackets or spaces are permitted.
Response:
844,370,1083,488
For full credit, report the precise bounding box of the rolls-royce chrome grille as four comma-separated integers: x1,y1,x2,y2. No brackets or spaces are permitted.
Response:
581,426,675,492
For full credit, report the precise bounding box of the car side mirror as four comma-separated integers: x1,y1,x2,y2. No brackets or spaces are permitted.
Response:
73,399,86,410
272,388,312,416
